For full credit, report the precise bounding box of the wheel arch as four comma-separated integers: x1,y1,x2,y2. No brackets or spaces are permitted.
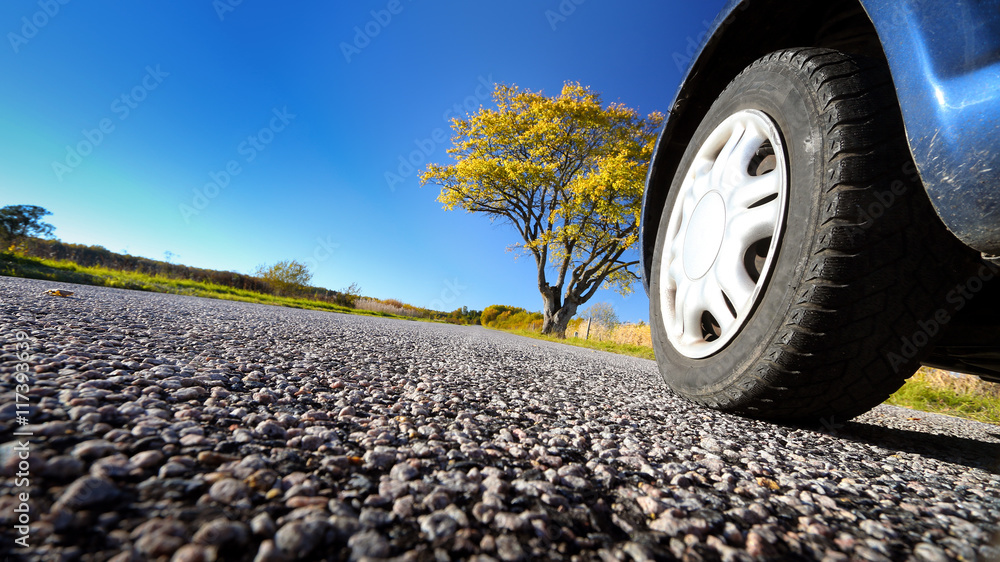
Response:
640,0,890,294
643,0,1000,294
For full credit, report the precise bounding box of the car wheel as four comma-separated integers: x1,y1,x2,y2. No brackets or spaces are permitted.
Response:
649,48,978,422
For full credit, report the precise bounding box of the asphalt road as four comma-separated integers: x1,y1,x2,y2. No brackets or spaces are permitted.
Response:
1,276,998,561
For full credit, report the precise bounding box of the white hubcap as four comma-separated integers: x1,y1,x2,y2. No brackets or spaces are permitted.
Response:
660,109,788,359
683,191,727,280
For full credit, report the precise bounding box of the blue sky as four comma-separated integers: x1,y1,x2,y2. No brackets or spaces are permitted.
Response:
1,0,725,321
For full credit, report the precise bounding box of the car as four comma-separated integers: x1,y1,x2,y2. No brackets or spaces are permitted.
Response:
640,0,1000,423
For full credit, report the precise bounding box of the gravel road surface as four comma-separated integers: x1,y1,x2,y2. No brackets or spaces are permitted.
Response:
1,276,999,561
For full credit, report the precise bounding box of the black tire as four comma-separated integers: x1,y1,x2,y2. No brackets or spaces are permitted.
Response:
649,48,978,423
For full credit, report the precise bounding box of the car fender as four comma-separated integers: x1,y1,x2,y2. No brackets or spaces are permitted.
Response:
641,0,1000,294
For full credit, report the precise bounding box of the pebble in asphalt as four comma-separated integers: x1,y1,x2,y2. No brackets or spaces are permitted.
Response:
1,276,999,561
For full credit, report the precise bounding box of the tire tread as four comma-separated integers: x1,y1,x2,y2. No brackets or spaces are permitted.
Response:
654,47,980,422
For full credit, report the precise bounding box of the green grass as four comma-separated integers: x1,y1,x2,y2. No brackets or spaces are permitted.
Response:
887,368,1000,425
0,252,413,320
492,327,656,360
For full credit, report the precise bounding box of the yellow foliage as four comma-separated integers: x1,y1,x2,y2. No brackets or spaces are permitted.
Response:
421,81,663,298
481,304,526,326
481,304,543,331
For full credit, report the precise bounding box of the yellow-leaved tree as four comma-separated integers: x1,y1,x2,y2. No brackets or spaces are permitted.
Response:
254,259,312,297
421,82,663,337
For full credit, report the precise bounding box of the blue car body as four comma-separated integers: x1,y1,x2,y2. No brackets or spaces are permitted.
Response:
641,0,1000,294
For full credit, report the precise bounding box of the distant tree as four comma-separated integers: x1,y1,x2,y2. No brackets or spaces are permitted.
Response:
254,260,313,296
421,82,662,337
340,282,363,307
0,205,55,249
445,306,482,325
467,309,483,325
581,301,620,336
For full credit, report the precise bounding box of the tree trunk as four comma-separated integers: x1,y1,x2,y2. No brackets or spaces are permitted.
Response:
540,288,579,338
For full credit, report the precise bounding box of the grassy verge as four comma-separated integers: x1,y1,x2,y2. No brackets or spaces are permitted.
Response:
887,368,1000,425
491,327,656,360
0,252,412,320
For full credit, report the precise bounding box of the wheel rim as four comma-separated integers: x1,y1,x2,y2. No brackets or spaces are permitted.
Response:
660,109,788,359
